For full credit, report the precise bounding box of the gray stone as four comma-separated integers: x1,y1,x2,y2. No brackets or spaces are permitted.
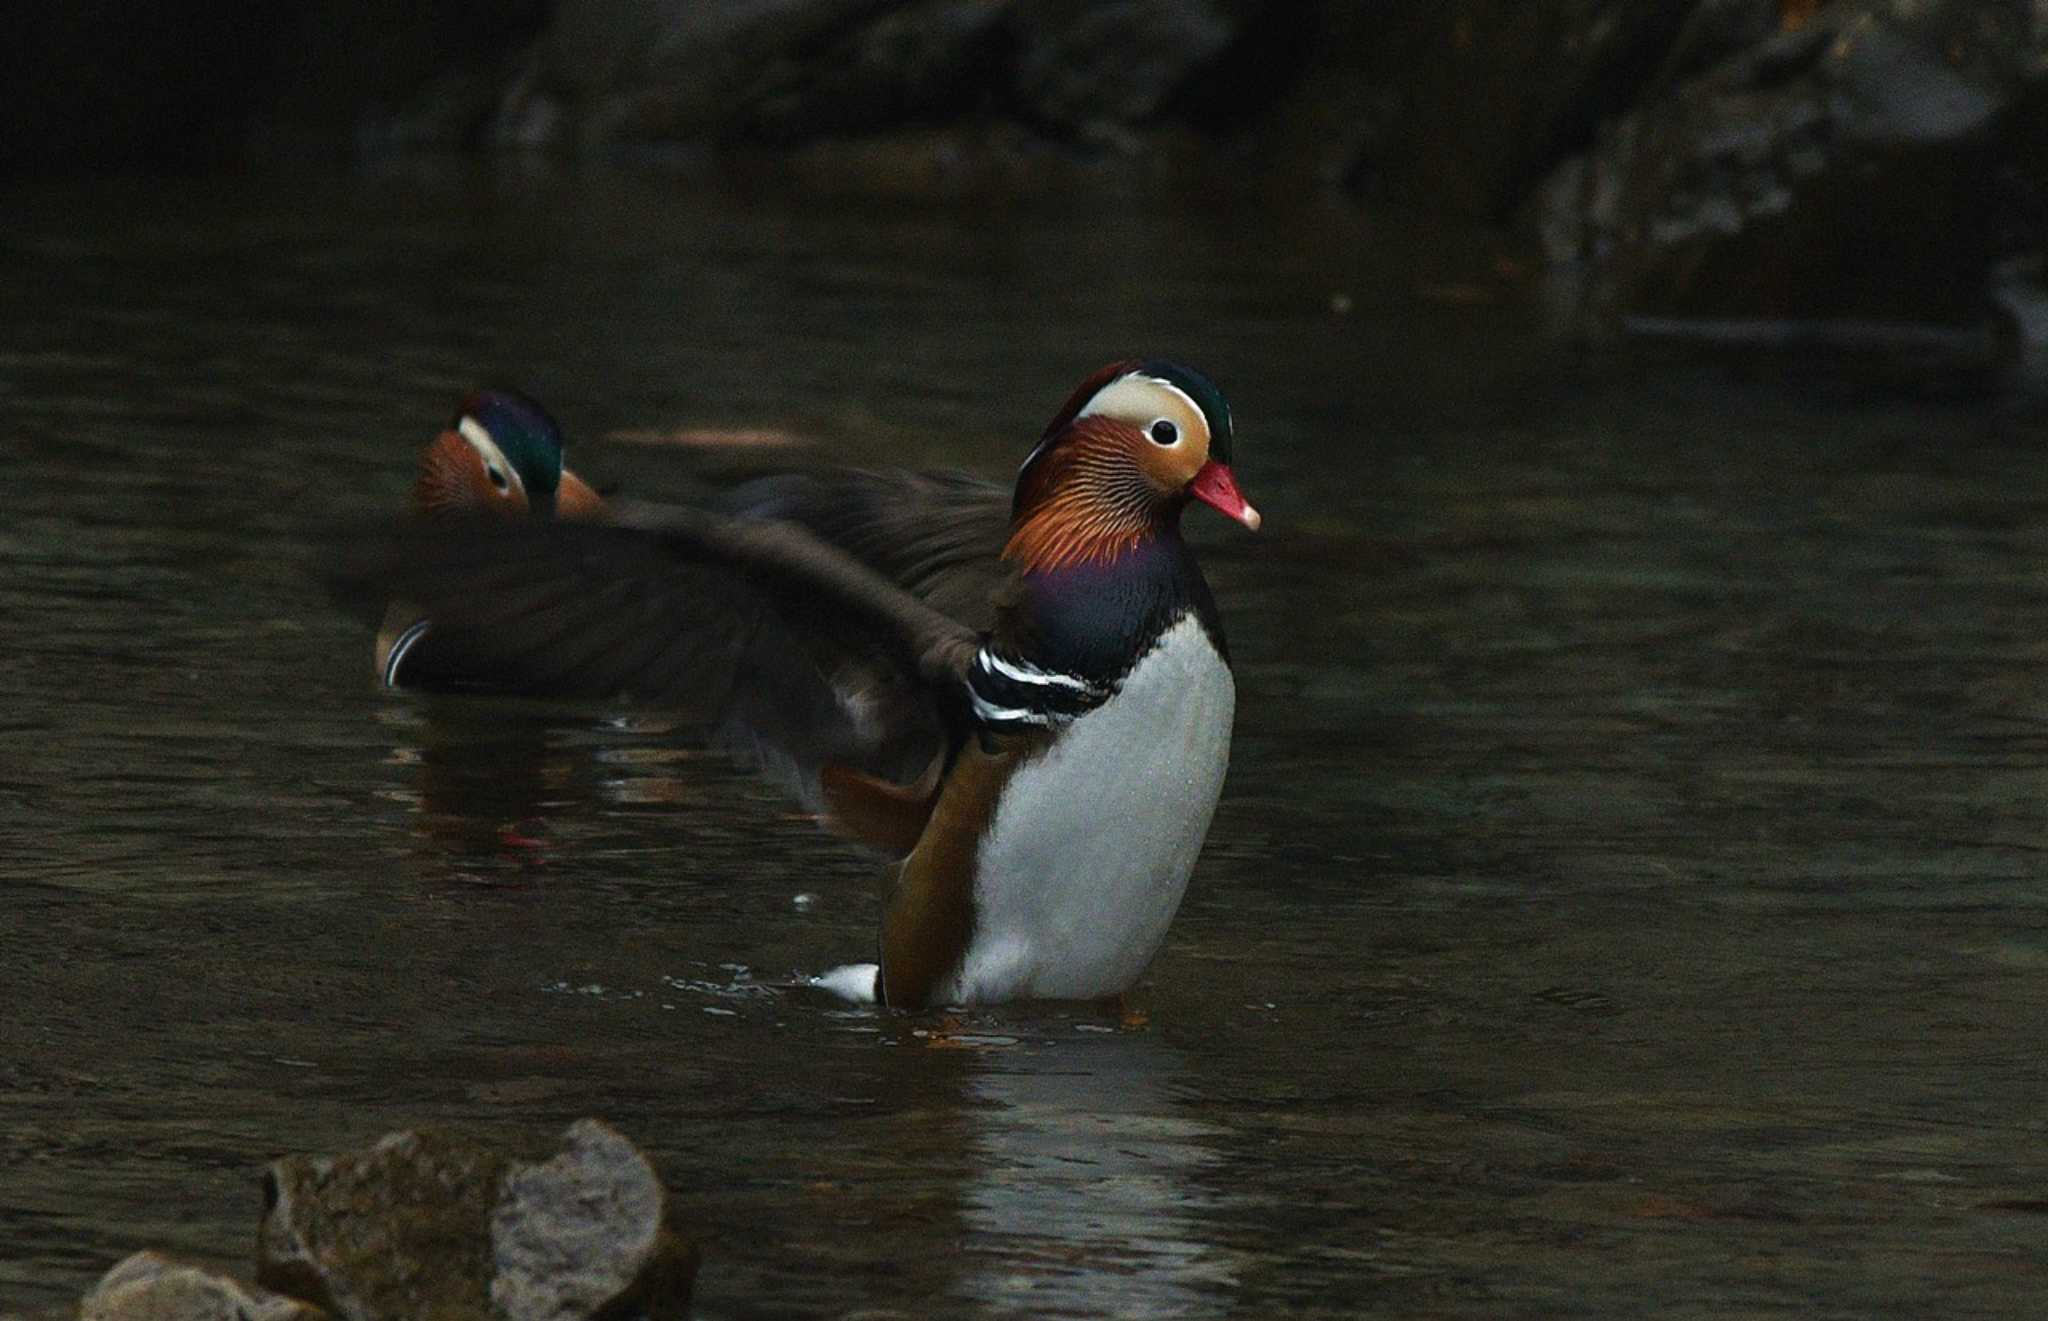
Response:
735,0,1012,144
544,0,894,144
256,1122,694,1321
1531,0,2044,322
257,1128,507,1320
75,1251,325,1321
490,1120,698,1321
464,0,1243,152
1322,1,1703,216
1007,0,1238,141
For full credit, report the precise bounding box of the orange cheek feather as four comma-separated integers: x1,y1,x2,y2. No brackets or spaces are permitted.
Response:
414,430,528,518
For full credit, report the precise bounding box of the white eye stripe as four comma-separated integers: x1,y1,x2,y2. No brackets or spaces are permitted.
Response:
1137,377,1202,422
1075,374,1207,444
456,415,524,497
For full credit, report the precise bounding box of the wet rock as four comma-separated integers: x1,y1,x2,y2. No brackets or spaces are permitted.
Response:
1005,0,1238,144
1990,257,2048,396
75,1251,326,1321
540,0,909,146
257,1120,695,1321
1645,0,1782,86
1325,1,1701,216
730,0,1013,145
259,3,554,154
490,1121,699,1321
256,1128,504,1318
1532,0,2044,322
437,0,1247,153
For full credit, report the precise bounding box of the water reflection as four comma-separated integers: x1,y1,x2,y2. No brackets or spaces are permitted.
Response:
958,1034,1236,1318
377,704,1242,1318
377,700,728,886
10,165,2048,1316
379,699,1235,1315
374,701,574,884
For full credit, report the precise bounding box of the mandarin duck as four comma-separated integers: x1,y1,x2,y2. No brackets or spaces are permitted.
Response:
375,389,606,690
343,361,1259,1007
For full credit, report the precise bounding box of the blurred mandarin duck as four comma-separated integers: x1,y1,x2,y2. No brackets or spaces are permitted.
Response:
343,361,1259,1007
375,389,605,690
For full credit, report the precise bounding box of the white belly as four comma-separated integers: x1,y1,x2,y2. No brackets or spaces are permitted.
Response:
942,615,1236,1003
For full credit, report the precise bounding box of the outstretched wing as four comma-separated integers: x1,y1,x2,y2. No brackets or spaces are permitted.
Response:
708,469,1014,631
334,507,984,813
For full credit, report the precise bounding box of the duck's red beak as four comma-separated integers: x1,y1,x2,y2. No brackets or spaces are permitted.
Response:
1188,460,1262,531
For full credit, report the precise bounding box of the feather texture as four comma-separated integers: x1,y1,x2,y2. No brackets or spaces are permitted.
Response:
334,506,982,805
712,469,1013,628
1004,418,1163,572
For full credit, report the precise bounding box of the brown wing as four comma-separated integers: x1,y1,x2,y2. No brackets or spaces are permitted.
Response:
332,508,981,811
706,469,1016,631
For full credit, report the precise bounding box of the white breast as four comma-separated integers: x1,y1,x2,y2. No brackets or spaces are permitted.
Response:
941,614,1235,1003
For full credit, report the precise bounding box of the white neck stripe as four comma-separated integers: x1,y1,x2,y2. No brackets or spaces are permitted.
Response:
977,648,1100,693
969,693,1061,727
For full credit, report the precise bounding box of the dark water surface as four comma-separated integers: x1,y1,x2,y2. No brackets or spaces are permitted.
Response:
4,165,2046,1317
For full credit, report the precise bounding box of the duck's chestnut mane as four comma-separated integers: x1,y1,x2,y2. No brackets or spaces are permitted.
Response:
1006,359,1230,572
1005,416,1168,571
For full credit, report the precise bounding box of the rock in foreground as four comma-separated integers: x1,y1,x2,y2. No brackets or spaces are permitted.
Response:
69,1251,325,1321
257,1120,696,1321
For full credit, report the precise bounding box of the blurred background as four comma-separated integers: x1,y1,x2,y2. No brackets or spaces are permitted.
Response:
7,2,2048,1318
9,0,2048,350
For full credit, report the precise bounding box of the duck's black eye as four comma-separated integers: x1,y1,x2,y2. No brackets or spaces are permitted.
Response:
1148,419,1179,446
486,464,510,491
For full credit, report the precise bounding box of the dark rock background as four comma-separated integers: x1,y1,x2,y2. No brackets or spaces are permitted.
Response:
9,0,2048,334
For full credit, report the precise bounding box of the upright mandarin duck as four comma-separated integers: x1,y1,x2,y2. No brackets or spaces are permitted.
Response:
375,389,606,690
344,360,1259,1007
